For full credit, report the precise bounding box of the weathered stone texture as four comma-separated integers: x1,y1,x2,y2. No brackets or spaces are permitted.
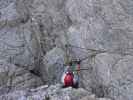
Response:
0,0,133,99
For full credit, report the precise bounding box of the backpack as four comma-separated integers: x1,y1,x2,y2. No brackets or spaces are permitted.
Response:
64,72,74,86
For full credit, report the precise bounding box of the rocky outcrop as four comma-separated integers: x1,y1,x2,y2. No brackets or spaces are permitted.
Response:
0,0,133,100
65,0,133,100
42,47,65,84
0,60,43,92
0,84,111,100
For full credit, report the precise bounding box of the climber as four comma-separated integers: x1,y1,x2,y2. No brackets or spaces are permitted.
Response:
61,60,80,88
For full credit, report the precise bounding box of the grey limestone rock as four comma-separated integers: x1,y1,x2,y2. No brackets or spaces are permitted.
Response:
0,0,133,99
0,60,43,92
0,84,111,100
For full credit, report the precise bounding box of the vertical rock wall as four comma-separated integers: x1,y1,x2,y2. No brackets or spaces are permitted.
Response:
0,0,133,99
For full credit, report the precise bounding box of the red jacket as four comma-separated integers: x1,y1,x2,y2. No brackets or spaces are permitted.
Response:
64,72,74,86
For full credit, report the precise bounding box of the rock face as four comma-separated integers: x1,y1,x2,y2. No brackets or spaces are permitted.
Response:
0,60,43,91
0,84,111,100
0,0,133,100
42,47,65,84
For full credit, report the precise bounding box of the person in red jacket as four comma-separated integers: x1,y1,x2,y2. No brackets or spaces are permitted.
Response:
61,65,73,87
64,70,74,87
61,61,80,88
